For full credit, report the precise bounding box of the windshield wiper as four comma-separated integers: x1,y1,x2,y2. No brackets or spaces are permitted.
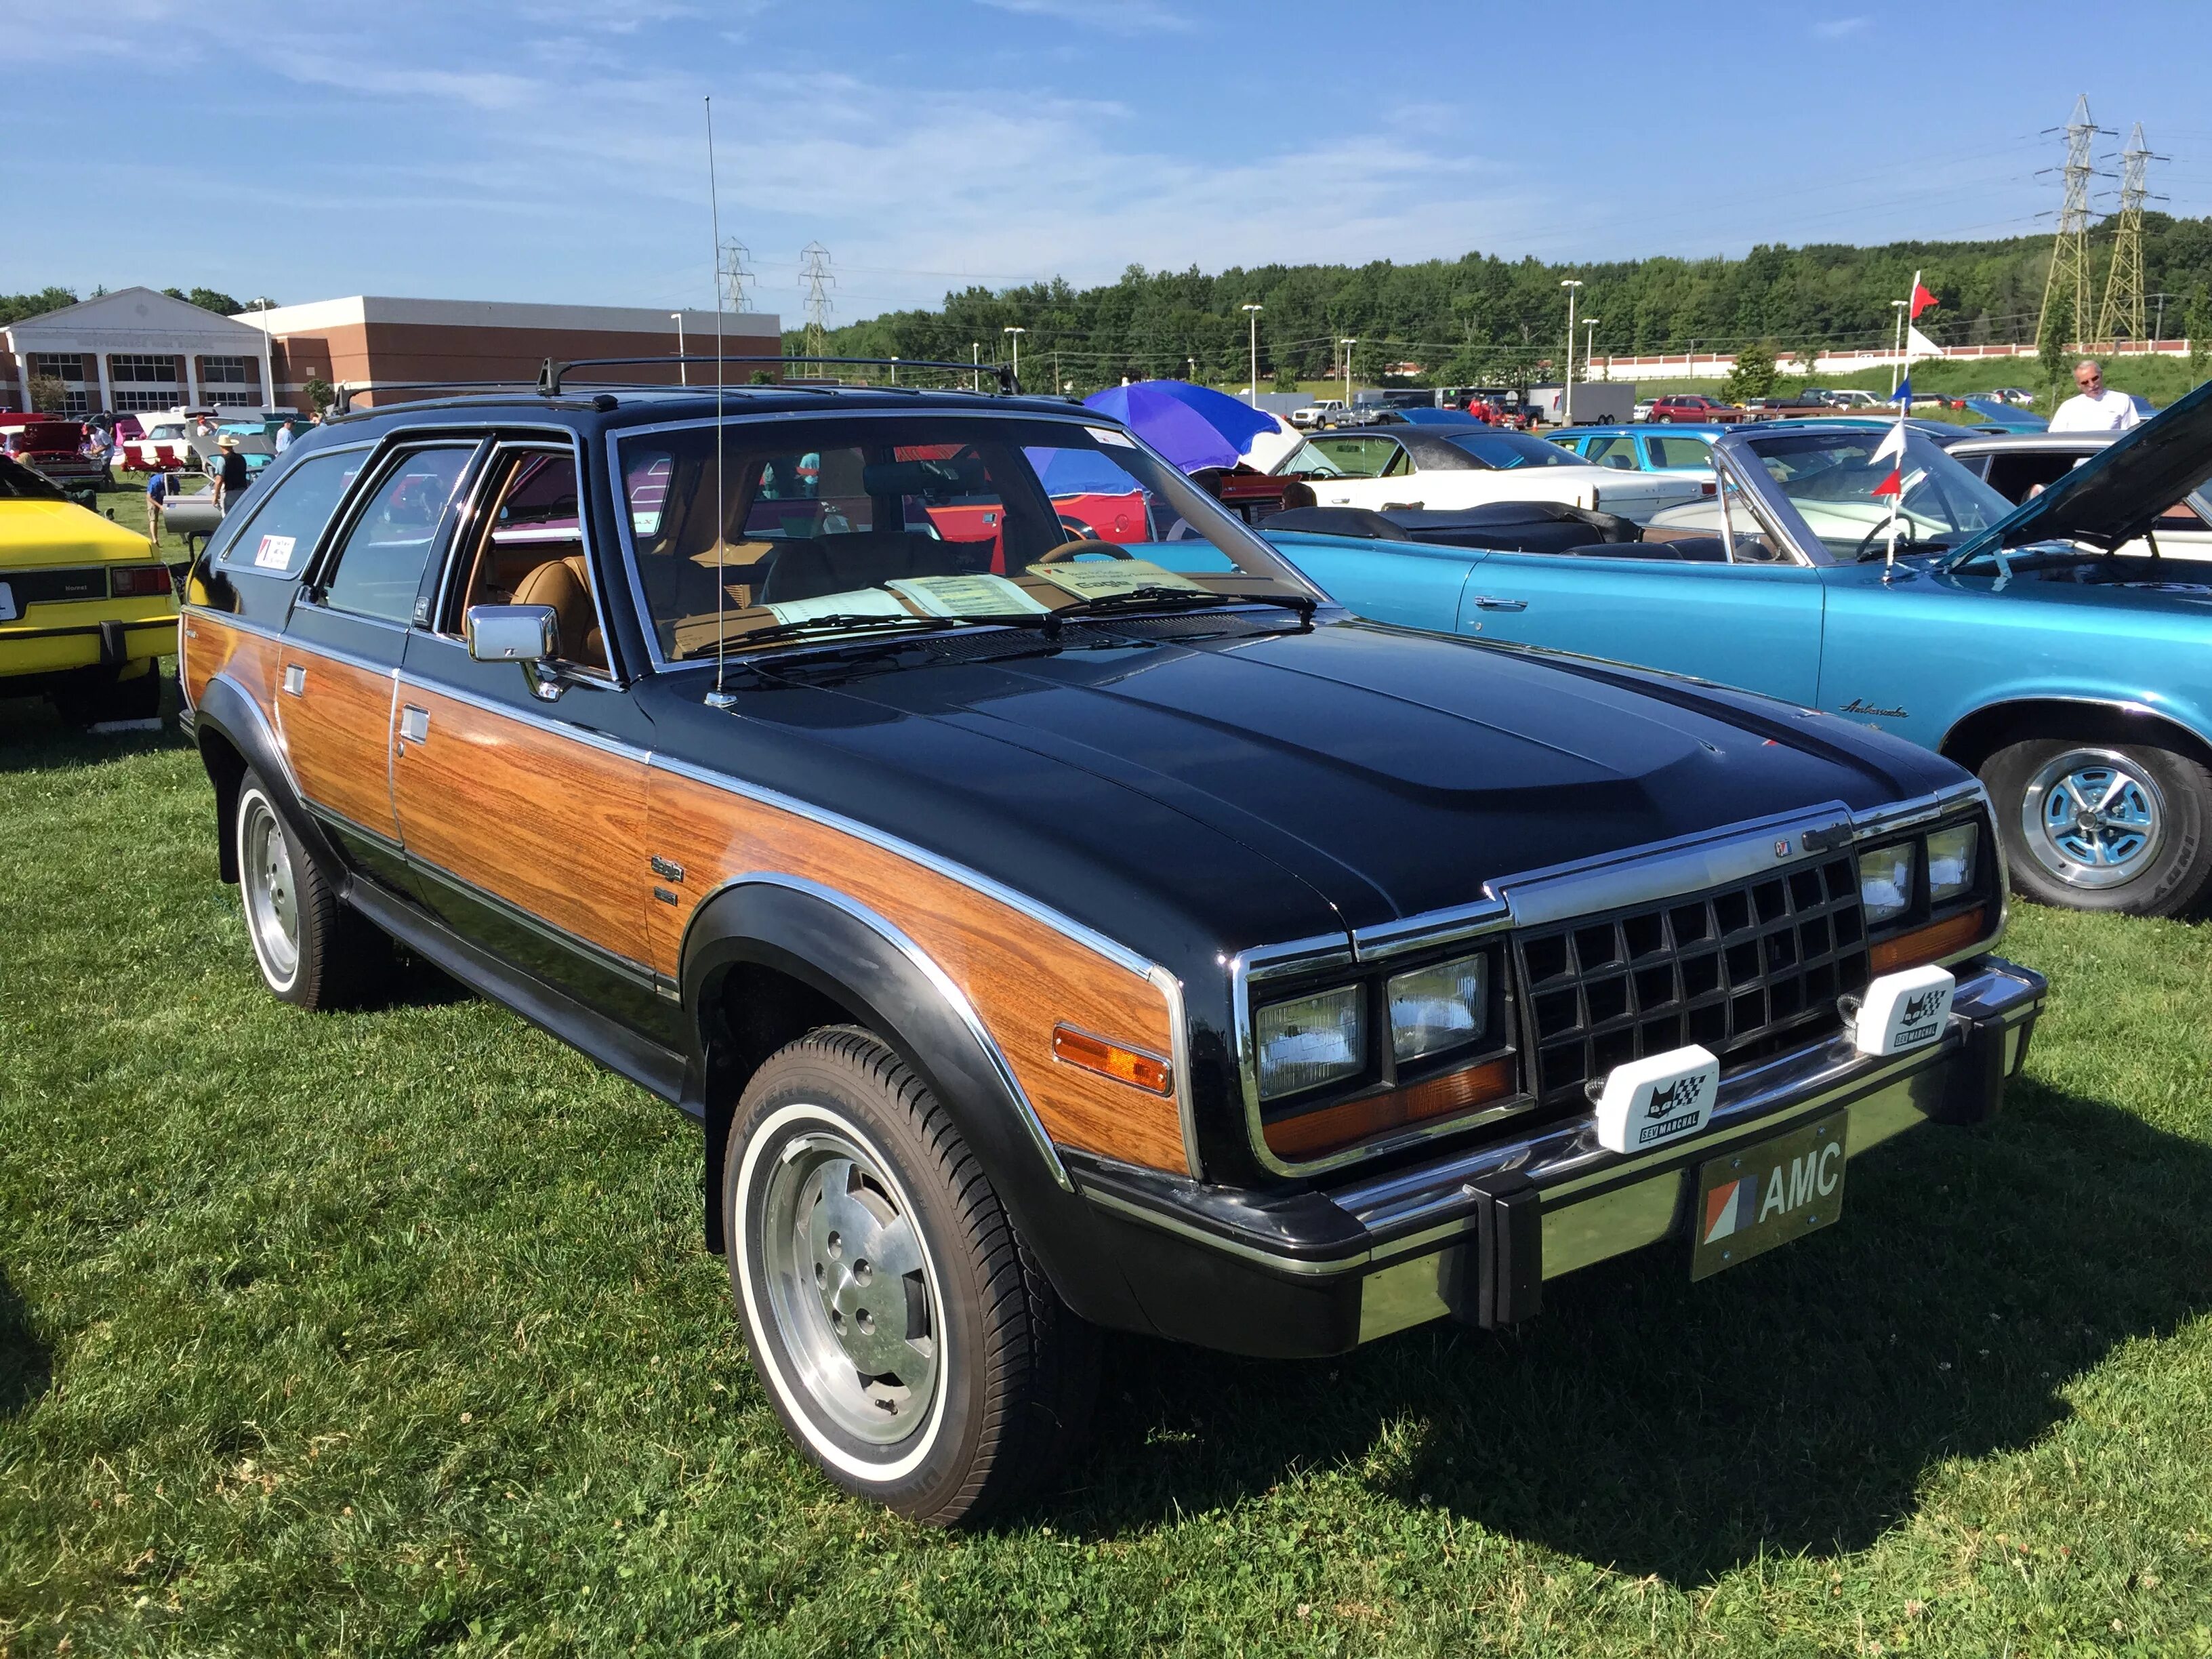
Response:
677,607,1064,661
1043,585,1316,632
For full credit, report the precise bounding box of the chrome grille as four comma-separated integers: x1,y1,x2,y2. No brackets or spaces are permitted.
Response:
1516,856,1870,1108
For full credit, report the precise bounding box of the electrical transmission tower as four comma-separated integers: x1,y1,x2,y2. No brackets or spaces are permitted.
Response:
2095,123,2165,347
2035,94,2105,351
718,239,754,313
798,242,835,364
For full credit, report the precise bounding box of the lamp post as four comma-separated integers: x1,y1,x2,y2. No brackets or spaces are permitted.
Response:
1242,303,1263,403
670,312,686,385
1002,325,1025,387
1339,337,1357,409
1559,280,1582,423
971,341,979,394
1889,299,1909,393
1583,319,1600,383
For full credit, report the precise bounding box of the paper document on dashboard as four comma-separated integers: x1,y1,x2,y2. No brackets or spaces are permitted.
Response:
764,588,913,626
888,574,1050,617
1023,558,1208,600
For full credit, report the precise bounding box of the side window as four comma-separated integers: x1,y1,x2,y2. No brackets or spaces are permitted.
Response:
1718,473,1782,564
448,447,607,674
1647,435,1712,469
1586,436,1636,470
316,445,475,625
213,449,365,575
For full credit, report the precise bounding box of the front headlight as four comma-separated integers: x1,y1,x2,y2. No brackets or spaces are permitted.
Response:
1388,953,1489,1063
1254,985,1365,1101
1927,823,1978,903
1858,842,1917,925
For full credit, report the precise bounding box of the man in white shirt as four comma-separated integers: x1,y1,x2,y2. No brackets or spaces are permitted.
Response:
2047,360,2143,434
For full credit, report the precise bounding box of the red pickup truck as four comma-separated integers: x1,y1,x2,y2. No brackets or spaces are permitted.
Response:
1646,394,1747,425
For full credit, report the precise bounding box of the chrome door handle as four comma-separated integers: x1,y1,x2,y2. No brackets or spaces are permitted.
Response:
282,663,306,696
1471,596,1528,611
398,705,430,743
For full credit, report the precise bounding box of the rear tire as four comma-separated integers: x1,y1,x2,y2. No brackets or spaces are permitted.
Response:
725,1027,1097,1525
1981,737,2212,917
234,771,390,1007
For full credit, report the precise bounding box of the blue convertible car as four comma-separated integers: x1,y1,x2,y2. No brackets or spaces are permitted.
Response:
1271,380,2212,918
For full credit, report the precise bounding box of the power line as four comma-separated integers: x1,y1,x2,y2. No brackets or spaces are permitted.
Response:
2095,123,2167,346
798,241,834,363
718,239,754,313
2036,93,2108,348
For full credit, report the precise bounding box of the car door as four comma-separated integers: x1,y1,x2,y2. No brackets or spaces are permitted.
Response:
1452,473,1827,705
1299,433,1416,509
276,439,476,893
389,436,670,1040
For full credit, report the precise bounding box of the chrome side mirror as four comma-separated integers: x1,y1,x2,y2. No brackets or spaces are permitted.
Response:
465,604,564,699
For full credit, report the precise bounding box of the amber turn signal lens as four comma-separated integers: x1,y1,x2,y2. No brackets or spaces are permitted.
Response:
1052,1024,1173,1097
1869,905,1988,976
1263,1055,1516,1162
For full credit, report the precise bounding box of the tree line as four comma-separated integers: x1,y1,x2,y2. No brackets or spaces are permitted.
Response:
783,217,2212,393
0,287,255,327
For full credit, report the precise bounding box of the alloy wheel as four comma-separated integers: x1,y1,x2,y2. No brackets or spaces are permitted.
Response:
2020,747,2165,890
240,794,301,985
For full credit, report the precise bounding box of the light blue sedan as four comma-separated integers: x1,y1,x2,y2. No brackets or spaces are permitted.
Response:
1269,381,2212,918
1549,424,1727,476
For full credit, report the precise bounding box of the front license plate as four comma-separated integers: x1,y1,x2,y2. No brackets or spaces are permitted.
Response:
0,582,14,622
1689,1111,1847,1281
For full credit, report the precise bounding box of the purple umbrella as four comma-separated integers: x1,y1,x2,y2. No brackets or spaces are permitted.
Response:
1081,380,1279,472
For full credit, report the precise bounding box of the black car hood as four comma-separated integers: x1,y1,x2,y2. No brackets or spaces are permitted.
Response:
739,620,1959,944
1953,376,2212,560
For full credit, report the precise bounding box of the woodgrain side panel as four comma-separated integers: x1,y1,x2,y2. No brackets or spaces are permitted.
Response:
274,653,399,839
648,769,1185,1172
392,684,651,966
180,613,284,723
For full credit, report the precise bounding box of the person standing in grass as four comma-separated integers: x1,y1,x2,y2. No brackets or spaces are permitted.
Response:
145,468,169,546
214,435,251,516
2049,360,2143,434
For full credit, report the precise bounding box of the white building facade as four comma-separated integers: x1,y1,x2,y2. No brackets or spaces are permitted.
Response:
1,287,274,415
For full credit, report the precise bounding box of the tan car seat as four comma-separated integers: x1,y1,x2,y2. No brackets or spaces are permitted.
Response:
512,555,606,670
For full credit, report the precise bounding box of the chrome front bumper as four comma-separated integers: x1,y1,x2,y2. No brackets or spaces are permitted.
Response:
1072,956,2045,1355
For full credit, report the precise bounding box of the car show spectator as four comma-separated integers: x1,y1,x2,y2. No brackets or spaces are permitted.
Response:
145,469,169,544
213,435,249,514
2048,360,2143,434
274,417,295,453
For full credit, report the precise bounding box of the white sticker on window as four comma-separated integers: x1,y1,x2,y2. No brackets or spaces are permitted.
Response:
1085,426,1136,447
253,533,296,570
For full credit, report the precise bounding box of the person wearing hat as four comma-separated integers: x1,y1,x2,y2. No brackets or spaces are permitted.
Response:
213,433,251,515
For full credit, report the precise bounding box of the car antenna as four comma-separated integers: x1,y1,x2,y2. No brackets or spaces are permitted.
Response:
703,95,738,710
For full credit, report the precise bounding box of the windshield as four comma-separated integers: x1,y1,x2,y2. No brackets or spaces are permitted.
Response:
1741,427,2015,556
0,455,65,500
617,415,1317,661
1441,431,1591,470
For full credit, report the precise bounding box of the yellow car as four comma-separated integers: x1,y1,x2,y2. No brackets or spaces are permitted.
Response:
1,454,177,724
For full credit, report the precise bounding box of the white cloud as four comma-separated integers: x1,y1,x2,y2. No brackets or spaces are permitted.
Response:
973,0,1196,34
1812,16,1870,37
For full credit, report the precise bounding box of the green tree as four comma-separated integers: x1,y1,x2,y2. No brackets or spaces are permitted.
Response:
304,376,335,415
26,375,66,413
2039,289,2074,401
1272,367,1298,392
2189,285,2210,384
0,287,77,327
1719,341,1778,403
163,286,246,316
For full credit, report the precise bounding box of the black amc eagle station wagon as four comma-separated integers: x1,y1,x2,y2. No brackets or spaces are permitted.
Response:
178,371,2045,1524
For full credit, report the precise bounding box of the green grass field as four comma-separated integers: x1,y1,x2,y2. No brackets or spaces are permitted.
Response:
3,683,2211,1656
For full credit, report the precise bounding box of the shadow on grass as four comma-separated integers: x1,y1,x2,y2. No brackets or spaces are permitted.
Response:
0,1269,53,1419
0,674,192,773
1054,1081,2212,1584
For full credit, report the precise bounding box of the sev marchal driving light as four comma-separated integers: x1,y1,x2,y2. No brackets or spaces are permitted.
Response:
1254,985,1364,1100
1857,842,1917,925
1387,953,1488,1061
1927,823,1979,903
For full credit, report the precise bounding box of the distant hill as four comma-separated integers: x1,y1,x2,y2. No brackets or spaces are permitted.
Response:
787,217,2212,393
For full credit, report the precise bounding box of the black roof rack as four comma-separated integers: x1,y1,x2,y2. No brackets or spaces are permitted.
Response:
539,354,1019,396
330,379,547,417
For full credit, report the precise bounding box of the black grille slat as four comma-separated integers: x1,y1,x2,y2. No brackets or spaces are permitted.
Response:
1515,855,1870,1111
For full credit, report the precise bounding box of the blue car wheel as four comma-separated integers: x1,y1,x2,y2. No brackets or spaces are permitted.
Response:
1984,737,2212,917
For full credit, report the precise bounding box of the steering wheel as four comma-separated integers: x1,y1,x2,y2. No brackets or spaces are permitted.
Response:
1851,520,1897,560
1034,539,1135,564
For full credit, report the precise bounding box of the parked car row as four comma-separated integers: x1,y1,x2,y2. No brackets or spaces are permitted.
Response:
155,371,2065,1530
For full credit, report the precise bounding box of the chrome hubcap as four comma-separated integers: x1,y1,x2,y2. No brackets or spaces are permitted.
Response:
2022,748,2164,890
758,1128,938,1445
241,798,300,982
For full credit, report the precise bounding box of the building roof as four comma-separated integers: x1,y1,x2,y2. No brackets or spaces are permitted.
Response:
2,286,266,352
232,295,781,336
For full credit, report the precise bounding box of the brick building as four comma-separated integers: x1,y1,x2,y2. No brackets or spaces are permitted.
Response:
1,289,783,416
237,295,783,409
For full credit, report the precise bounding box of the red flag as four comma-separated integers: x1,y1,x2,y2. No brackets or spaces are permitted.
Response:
1872,468,1903,498
1910,282,1938,319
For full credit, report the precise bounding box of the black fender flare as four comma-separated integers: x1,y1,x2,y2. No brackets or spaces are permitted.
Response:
191,672,347,891
679,874,1146,1332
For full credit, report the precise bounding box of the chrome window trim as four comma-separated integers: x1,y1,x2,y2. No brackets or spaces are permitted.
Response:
1230,794,2005,1180
695,872,1073,1194
296,436,493,626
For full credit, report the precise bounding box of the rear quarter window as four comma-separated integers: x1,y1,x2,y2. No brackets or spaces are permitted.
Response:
215,449,369,577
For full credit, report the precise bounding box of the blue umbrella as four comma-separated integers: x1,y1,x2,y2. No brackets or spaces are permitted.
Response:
1081,380,1279,471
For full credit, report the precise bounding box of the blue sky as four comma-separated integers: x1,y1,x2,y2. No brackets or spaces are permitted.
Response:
12,0,2209,324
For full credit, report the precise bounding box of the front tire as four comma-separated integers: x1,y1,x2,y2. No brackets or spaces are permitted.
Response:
1982,737,2212,917
234,771,388,1006
725,1028,1097,1525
